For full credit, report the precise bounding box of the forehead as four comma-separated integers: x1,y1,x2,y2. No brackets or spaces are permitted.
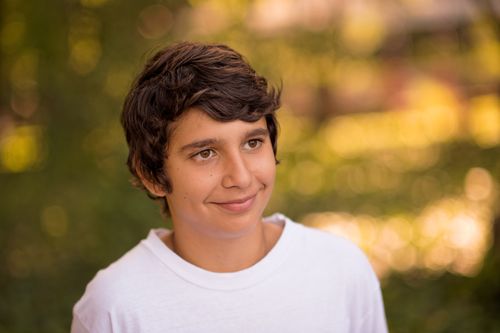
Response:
168,108,267,145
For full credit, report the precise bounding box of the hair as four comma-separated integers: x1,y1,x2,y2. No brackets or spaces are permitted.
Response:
121,41,281,214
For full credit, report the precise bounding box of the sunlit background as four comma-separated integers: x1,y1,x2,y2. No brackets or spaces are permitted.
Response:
1,0,499,332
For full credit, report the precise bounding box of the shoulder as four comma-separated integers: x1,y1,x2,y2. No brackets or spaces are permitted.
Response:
268,213,368,261
280,214,379,286
284,217,387,328
72,231,168,329
74,241,147,307
293,217,370,264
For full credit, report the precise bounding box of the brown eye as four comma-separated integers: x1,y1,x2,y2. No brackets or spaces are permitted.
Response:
244,139,263,150
199,149,213,159
192,149,216,161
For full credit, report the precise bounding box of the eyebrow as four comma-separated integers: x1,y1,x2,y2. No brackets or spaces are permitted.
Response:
178,127,269,153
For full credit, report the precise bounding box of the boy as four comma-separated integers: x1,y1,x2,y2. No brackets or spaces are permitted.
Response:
72,42,388,332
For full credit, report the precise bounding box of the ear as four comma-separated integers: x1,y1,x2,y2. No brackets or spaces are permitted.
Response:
142,177,167,197
136,168,167,197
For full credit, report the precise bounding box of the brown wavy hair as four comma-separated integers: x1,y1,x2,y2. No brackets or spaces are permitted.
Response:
121,41,281,214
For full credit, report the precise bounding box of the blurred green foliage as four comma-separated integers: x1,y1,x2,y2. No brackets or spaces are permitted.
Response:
1,0,499,332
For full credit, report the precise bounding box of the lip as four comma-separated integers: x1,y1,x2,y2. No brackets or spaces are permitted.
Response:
211,193,257,213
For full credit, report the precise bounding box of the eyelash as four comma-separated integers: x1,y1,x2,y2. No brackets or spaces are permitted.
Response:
191,138,265,161
192,149,216,161
244,138,264,150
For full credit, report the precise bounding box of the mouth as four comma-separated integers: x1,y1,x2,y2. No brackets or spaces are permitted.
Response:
211,193,258,213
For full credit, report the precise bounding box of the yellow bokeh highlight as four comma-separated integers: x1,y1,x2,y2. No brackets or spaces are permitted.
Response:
470,21,500,78
406,77,460,111
339,3,386,55
318,92,498,158
1,13,25,51
323,105,459,158
69,38,102,75
0,125,43,173
304,190,496,278
333,58,380,98
469,94,500,148
473,40,500,77
465,167,494,202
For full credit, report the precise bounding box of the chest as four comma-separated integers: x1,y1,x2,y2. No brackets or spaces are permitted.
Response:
113,272,351,332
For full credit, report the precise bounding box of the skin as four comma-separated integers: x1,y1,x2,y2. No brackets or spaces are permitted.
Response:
144,108,283,272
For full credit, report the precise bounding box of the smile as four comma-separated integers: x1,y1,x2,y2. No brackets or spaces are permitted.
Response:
211,194,258,213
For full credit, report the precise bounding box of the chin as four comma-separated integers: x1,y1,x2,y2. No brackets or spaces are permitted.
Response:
205,209,266,240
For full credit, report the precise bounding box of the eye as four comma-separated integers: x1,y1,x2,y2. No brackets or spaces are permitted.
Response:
193,149,216,161
244,138,263,150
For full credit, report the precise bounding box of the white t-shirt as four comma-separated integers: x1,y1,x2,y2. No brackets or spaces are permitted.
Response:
72,214,388,332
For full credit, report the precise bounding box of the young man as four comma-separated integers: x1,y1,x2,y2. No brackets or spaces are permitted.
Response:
72,42,388,332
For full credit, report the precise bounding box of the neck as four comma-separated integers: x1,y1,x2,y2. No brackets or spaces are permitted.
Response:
164,221,282,273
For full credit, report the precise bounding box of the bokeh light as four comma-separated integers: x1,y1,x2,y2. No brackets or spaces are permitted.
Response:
304,189,496,278
0,125,44,173
137,4,173,39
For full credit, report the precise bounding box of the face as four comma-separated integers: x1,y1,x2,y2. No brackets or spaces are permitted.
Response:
157,108,276,239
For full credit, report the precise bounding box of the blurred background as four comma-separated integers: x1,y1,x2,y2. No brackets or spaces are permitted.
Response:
0,0,499,331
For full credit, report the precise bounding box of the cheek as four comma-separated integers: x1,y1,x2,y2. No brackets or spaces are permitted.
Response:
171,166,218,197
265,162,277,185
255,152,277,185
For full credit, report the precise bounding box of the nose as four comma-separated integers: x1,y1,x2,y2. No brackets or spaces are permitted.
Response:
221,152,252,189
